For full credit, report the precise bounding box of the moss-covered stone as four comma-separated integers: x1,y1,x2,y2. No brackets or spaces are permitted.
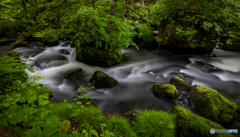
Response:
0,37,13,46
170,74,192,91
159,20,216,54
8,51,19,57
13,40,28,49
60,120,72,134
0,123,22,137
171,103,233,137
152,83,179,98
189,85,238,124
90,71,118,89
76,44,122,67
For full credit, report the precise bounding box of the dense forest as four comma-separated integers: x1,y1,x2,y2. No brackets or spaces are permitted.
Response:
1,0,240,137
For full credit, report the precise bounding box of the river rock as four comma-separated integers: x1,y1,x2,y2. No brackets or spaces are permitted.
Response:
63,68,82,79
59,49,70,55
0,123,22,137
122,53,132,61
208,54,217,58
158,20,216,54
13,40,28,49
170,103,233,137
123,109,143,120
90,71,118,89
152,83,179,98
146,70,156,75
189,85,238,124
195,61,223,73
170,74,192,91
8,51,19,57
152,49,173,56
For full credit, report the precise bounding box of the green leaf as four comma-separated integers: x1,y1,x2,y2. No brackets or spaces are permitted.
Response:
25,126,44,137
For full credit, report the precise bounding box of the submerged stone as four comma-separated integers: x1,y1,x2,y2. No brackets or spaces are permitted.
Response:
170,74,192,91
195,61,223,73
189,85,238,124
171,103,233,137
90,71,118,89
152,83,179,98
8,51,19,57
13,40,28,49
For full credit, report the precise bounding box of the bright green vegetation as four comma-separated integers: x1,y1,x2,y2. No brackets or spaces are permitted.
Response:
171,103,233,137
133,110,176,137
170,75,192,90
189,85,238,124
152,83,179,98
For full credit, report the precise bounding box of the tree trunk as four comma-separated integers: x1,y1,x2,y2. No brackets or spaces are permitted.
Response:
92,0,95,9
141,0,145,10
110,0,117,18
122,0,126,19
126,0,130,18
20,0,27,12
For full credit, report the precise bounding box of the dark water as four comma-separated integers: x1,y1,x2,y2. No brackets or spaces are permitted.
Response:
2,42,240,115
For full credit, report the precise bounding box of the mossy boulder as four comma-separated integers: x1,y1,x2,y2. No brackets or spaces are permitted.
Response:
8,51,19,57
170,74,192,91
76,45,122,67
152,83,179,98
90,71,118,89
159,20,216,54
189,85,238,124
222,36,240,51
171,103,233,137
13,40,28,49
195,61,223,73
60,120,72,134
0,37,13,46
0,123,22,137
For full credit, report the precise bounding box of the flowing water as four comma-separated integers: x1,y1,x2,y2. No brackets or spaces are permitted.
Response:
3,42,240,115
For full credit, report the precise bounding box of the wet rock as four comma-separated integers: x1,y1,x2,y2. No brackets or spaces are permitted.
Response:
152,83,179,99
208,54,217,58
63,68,82,79
90,71,118,89
59,49,70,55
13,40,28,49
170,103,233,137
123,109,143,120
122,53,132,61
170,74,192,91
0,123,22,137
189,85,238,125
146,70,156,75
27,41,44,48
195,61,223,73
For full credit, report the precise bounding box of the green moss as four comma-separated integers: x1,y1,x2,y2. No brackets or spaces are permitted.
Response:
15,40,27,45
90,71,118,89
173,76,190,88
0,123,22,137
133,110,176,137
190,85,238,124
60,120,72,134
0,37,12,45
152,83,179,98
171,103,233,137
8,51,19,57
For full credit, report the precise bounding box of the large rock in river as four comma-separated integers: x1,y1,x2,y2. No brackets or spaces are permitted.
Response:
159,20,216,54
170,74,192,91
76,44,122,67
152,83,179,98
189,85,238,124
90,71,118,89
171,103,233,137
